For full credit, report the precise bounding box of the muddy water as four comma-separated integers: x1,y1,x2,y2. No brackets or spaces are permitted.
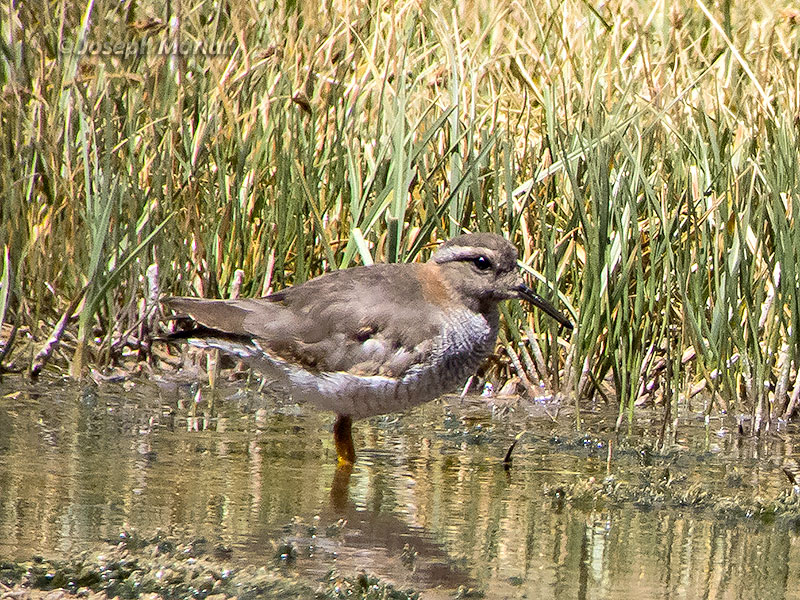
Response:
2,375,800,599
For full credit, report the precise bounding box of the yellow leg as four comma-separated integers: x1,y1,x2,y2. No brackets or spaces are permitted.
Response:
333,414,356,465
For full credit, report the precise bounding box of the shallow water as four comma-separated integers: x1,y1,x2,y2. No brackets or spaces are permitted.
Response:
2,374,800,598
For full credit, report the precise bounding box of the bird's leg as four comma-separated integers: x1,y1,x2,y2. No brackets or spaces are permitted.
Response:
333,414,356,465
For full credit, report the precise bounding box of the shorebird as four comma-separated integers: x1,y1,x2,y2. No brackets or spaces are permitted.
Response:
164,232,571,465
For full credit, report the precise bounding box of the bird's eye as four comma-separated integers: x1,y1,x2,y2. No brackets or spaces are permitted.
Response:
472,256,492,271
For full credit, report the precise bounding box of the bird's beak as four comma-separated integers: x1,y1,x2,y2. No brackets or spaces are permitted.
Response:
515,284,573,330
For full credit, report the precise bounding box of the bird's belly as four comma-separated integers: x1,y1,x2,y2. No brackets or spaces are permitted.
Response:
286,371,432,418
283,368,455,419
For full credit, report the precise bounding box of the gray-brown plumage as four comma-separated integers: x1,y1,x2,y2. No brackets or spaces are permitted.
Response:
163,232,571,463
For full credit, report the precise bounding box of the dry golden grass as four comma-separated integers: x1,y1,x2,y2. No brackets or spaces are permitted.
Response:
3,0,800,431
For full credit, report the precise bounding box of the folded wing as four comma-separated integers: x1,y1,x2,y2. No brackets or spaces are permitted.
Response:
164,264,445,378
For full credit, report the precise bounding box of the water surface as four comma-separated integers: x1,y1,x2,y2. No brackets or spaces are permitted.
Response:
1,375,800,598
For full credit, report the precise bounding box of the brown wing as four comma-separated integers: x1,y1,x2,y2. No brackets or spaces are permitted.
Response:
163,263,445,377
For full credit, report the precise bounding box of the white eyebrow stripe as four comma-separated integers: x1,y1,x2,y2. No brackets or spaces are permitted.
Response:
433,245,501,264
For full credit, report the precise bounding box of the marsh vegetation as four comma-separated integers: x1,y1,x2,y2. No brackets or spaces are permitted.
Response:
3,0,800,437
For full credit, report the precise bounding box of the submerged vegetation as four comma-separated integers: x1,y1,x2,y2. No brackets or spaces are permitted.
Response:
0,530,421,599
2,0,800,433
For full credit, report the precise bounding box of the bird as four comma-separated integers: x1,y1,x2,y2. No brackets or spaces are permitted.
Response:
163,232,572,466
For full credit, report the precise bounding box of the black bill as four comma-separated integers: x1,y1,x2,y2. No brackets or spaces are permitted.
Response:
516,284,573,330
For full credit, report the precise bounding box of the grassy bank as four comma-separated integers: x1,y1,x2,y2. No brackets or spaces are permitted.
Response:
2,0,800,434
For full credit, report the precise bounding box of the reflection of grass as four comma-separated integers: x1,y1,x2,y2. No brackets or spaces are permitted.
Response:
3,1,800,426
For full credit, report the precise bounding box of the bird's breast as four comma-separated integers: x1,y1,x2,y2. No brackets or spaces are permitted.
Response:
419,307,499,387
